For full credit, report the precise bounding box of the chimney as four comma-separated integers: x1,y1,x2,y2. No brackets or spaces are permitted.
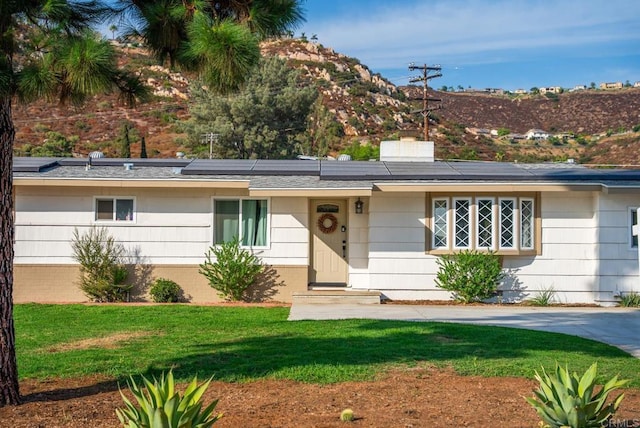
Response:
380,138,434,162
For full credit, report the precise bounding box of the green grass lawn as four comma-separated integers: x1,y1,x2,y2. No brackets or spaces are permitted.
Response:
14,304,640,386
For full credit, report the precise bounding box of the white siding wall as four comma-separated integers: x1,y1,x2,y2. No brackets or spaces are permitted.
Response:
264,197,308,266
502,192,599,303
15,187,309,266
595,193,640,301
366,192,450,299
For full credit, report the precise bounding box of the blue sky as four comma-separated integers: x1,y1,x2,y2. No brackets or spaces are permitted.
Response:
297,0,640,91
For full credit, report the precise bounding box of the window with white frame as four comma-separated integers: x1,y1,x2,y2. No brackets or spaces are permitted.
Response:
214,199,268,247
429,195,538,253
630,207,638,249
95,198,134,221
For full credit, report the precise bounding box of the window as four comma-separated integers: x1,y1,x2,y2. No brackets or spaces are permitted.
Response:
453,198,471,249
214,199,268,247
476,198,494,249
428,194,538,254
630,207,638,249
95,198,134,221
499,198,515,249
433,199,448,248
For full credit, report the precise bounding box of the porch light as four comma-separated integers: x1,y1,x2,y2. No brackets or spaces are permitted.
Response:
355,198,364,214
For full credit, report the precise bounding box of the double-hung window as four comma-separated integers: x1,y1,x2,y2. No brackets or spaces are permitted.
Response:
95,197,135,222
428,194,538,254
214,199,268,247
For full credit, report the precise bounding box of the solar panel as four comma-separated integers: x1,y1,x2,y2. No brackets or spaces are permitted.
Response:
449,162,528,177
385,161,461,179
181,159,257,175
252,160,320,175
13,157,60,172
320,161,390,179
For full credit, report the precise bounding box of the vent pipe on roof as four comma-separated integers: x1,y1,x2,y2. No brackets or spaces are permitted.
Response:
124,162,134,171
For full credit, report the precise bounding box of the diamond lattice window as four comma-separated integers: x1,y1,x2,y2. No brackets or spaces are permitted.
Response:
433,200,448,248
454,199,471,248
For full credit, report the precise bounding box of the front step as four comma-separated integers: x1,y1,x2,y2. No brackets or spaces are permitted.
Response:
292,290,381,305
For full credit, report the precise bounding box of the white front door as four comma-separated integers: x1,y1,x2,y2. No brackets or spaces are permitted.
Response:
310,200,348,284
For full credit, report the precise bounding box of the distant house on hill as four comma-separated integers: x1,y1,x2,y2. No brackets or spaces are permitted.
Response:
570,85,587,92
539,86,562,94
525,129,550,140
634,82,640,88
600,82,623,90
514,89,528,94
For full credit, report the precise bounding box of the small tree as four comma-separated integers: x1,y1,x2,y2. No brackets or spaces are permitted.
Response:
71,227,131,302
497,128,510,137
199,237,263,301
140,136,148,158
435,250,504,303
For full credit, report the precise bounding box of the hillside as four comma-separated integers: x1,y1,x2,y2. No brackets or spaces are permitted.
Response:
11,38,640,164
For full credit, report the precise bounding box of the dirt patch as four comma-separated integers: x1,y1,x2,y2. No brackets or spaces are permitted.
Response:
2,368,639,427
42,331,153,353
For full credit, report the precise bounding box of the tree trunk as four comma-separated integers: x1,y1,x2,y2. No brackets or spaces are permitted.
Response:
0,95,20,406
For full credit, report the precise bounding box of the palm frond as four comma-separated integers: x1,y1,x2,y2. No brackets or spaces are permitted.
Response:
15,58,59,103
186,13,260,94
59,34,117,95
248,0,305,38
113,70,149,107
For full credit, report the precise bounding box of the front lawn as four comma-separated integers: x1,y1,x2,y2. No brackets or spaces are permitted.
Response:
14,304,640,386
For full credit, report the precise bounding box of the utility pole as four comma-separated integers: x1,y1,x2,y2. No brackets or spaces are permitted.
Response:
201,133,219,159
408,63,442,141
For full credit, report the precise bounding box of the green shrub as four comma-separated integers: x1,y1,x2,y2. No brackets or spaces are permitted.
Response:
71,227,132,302
619,291,640,307
149,278,182,303
116,370,222,428
434,250,503,303
199,237,263,301
525,363,628,428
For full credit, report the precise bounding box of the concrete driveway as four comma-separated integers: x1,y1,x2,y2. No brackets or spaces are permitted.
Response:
288,304,640,358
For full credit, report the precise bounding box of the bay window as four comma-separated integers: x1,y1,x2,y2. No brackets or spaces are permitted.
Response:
428,194,539,254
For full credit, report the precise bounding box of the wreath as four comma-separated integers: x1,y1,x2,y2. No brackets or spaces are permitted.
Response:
317,213,338,234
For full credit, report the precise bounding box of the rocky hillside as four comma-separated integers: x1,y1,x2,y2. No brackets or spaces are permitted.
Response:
10,38,640,164
415,88,640,135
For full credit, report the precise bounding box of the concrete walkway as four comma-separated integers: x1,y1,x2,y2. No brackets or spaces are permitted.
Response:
288,304,640,358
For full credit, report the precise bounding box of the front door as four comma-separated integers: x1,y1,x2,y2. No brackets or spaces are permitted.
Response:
310,200,348,285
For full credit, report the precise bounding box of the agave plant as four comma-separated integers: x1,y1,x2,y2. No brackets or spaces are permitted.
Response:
116,370,222,428
525,363,628,428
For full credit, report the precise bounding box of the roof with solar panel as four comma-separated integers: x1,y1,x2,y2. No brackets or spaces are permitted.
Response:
13,156,640,190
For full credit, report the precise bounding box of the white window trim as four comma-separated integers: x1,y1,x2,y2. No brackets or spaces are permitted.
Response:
498,197,517,250
629,206,638,250
432,198,449,250
453,197,472,250
475,197,495,250
93,196,136,223
520,198,535,250
212,197,271,249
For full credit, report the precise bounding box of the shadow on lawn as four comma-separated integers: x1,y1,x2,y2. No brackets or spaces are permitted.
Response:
21,379,121,403
148,319,631,382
